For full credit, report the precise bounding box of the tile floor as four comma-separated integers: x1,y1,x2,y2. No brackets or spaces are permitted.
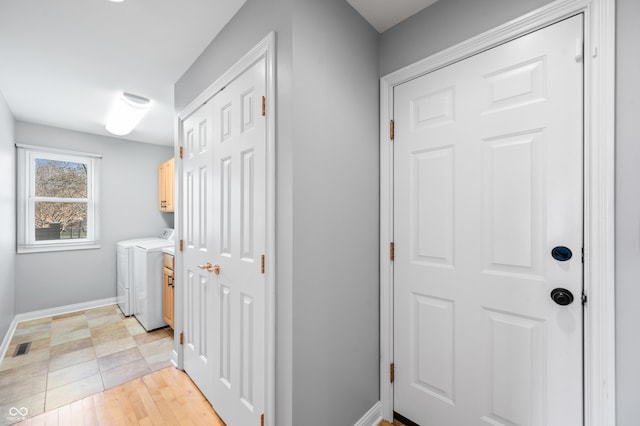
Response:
0,305,173,425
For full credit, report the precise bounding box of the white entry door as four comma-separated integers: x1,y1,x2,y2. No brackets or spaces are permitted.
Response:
393,15,583,426
182,57,267,425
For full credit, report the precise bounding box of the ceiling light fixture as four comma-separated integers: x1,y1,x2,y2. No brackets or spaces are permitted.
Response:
105,92,151,136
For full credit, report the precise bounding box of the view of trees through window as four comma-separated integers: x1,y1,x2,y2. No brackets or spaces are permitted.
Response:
34,159,88,241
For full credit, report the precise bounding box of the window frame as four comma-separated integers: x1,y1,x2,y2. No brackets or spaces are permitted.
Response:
16,144,101,253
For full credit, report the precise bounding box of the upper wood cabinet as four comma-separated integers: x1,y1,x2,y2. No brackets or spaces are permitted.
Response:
158,157,174,212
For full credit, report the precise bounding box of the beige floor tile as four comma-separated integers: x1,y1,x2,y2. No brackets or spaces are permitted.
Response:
97,347,144,373
0,360,49,388
49,347,97,372
101,359,151,389
52,311,85,321
49,328,91,346
0,373,46,404
126,321,146,336
84,306,118,320
138,338,174,358
5,337,51,360
0,348,50,372
15,317,51,330
7,330,52,346
49,336,93,358
47,359,100,390
50,317,89,336
0,391,45,426
87,314,122,329
90,321,129,339
44,374,104,411
133,328,171,346
93,336,136,358
144,351,174,372
13,323,51,337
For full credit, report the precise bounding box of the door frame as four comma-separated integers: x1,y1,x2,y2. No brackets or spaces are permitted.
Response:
173,32,276,426
379,0,615,424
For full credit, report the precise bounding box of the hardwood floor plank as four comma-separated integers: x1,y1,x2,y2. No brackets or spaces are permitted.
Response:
56,404,71,425
13,367,224,426
81,395,99,426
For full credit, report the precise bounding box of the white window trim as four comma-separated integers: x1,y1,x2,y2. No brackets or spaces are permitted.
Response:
16,144,102,253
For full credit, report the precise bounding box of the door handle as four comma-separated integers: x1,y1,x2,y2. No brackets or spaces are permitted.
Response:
197,262,220,274
197,262,213,270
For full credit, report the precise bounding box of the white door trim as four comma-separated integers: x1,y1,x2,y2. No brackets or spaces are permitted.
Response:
174,31,276,426
379,1,615,425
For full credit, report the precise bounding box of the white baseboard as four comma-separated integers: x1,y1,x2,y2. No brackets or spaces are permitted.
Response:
355,401,382,426
0,297,118,361
0,316,21,362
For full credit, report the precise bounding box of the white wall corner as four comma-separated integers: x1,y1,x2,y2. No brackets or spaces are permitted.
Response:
354,401,383,426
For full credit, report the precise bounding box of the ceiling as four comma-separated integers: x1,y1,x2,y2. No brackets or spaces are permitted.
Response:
0,0,438,147
347,0,440,32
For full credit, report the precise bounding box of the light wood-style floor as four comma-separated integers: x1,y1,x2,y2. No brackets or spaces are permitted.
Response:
12,366,224,426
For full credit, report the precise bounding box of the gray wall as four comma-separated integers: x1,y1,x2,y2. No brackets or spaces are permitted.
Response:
379,0,554,75
615,0,640,423
175,0,379,424
0,91,15,339
14,121,174,313
290,1,379,423
380,0,639,423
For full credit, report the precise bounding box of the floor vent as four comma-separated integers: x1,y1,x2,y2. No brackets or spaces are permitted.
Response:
13,341,31,357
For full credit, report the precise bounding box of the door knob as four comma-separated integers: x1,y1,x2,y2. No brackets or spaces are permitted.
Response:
550,288,574,306
551,246,572,261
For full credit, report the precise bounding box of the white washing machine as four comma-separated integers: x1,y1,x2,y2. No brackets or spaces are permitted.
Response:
116,228,174,316
133,238,175,331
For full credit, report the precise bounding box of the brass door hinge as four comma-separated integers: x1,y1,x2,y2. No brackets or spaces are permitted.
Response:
260,413,264,426
179,240,183,251
179,146,183,159
390,242,395,261
179,332,184,345
390,363,395,383
262,96,266,116
261,255,265,274
390,120,395,140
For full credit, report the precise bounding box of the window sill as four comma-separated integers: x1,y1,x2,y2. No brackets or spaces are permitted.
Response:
17,242,101,254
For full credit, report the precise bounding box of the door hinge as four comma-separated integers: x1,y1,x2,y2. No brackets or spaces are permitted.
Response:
262,96,266,116
390,363,395,383
390,242,395,261
179,146,183,159
390,119,395,140
179,332,184,345
582,291,587,306
261,254,265,274
260,413,264,426
179,240,183,251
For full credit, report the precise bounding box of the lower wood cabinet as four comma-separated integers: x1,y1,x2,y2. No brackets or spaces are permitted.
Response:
163,253,174,329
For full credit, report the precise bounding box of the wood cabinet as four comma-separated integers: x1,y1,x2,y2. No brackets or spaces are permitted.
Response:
158,157,174,212
163,253,175,329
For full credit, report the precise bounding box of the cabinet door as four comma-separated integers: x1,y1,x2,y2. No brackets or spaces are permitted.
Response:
163,266,174,328
158,158,175,212
165,158,174,212
158,161,167,211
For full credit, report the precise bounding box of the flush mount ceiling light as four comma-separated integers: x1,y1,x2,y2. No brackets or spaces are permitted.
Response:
105,92,151,136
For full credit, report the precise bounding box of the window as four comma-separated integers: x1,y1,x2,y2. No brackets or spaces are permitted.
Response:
17,144,101,253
